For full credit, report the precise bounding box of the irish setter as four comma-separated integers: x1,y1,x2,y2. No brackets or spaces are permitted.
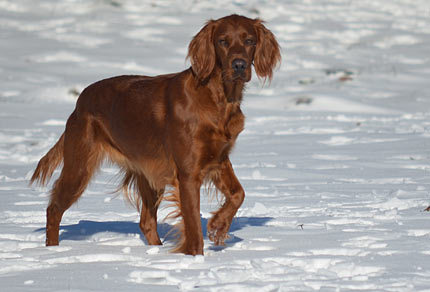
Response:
31,14,281,255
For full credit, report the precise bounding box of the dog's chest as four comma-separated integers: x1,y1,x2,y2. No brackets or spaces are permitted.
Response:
223,104,245,140
212,103,244,155
195,103,244,169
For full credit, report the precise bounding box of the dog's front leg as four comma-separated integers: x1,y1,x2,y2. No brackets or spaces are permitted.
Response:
177,172,204,255
208,158,245,246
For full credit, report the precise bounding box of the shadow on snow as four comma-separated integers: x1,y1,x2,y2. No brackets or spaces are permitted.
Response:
34,216,273,250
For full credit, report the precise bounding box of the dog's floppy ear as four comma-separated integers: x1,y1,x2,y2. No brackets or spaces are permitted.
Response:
187,20,217,81
254,19,281,82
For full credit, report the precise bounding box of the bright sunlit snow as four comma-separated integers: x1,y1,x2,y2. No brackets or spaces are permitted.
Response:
1,0,430,291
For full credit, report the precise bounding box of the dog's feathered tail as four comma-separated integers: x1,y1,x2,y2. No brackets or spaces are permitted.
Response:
30,133,65,186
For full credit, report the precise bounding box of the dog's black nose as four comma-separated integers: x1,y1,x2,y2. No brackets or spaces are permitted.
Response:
232,58,247,74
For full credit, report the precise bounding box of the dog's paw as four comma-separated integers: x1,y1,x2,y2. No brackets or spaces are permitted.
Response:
207,217,230,246
208,229,230,246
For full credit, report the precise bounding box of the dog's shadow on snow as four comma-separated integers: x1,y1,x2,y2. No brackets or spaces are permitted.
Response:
34,216,273,251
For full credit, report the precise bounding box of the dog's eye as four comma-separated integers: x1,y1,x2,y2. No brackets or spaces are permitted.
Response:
218,39,229,47
245,39,256,46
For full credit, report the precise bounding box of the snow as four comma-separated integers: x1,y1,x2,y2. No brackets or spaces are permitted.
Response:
1,0,430,291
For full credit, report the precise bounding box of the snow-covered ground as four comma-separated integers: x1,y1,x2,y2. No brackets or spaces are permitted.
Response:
1,0,430,291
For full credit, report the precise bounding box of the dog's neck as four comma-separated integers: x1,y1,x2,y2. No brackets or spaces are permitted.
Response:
200,67,245,104
190,67,246,104
223,80,244,103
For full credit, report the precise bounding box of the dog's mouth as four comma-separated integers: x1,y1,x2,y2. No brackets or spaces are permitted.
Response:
223,67,251,83
231,72,249,82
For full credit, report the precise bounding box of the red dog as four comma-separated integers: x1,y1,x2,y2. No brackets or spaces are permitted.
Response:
31,14,281,255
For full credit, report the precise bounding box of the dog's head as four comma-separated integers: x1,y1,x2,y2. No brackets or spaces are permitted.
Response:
188,14,281,83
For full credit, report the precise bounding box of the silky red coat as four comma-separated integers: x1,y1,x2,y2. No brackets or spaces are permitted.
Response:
31,14,281,255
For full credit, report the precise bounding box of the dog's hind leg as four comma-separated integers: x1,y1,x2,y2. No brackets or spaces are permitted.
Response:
46,112,103,246
122,171,163,245
137,175,163,245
